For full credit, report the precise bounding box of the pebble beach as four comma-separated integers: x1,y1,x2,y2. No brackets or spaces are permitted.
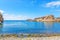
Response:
0,36,60,40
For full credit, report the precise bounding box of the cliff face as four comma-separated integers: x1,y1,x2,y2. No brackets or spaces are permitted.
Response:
0,12,3,23
55,17,60,22
27,15,60,22
43,15,54,20
34,15,55,22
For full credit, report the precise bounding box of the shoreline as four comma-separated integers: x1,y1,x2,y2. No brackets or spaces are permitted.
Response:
0,33,60,37
0,36,60,40
0,34,60,40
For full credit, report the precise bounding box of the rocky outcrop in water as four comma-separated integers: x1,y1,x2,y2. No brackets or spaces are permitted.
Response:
55,17,60,22
27,15,60,22
27,19,33,21
34,15,55,22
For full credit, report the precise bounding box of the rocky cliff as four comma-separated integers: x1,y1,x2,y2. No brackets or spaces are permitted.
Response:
27,15,60,22
34,15,55,22
0,12,3,23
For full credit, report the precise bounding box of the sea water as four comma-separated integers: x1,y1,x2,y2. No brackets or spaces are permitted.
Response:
0,20,60,34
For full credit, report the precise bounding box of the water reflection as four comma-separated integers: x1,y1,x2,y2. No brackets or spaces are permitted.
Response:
0,23,3,34
43,22,54,34
44,22,54,28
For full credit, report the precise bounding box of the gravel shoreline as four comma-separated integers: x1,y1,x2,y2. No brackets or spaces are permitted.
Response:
0,36,60,40
0,34,60,40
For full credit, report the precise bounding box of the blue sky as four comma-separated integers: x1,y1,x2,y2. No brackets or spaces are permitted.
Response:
0,0,60,20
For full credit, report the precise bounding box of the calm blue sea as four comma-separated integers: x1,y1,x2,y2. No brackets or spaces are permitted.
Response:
0,20,60,34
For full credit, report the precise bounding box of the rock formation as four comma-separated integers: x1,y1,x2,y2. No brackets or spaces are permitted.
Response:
27,19,33,21
0,12,3,23
27,15,60,22
34,15,55,22
55,17,60,22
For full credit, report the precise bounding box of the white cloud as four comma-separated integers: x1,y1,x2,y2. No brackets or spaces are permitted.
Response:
0,10,4,13
0,10,30,20
45,1,60,7
3,14,30,20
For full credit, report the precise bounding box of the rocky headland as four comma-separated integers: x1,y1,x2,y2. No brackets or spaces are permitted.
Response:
27,15,60,22
0,12,3,23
